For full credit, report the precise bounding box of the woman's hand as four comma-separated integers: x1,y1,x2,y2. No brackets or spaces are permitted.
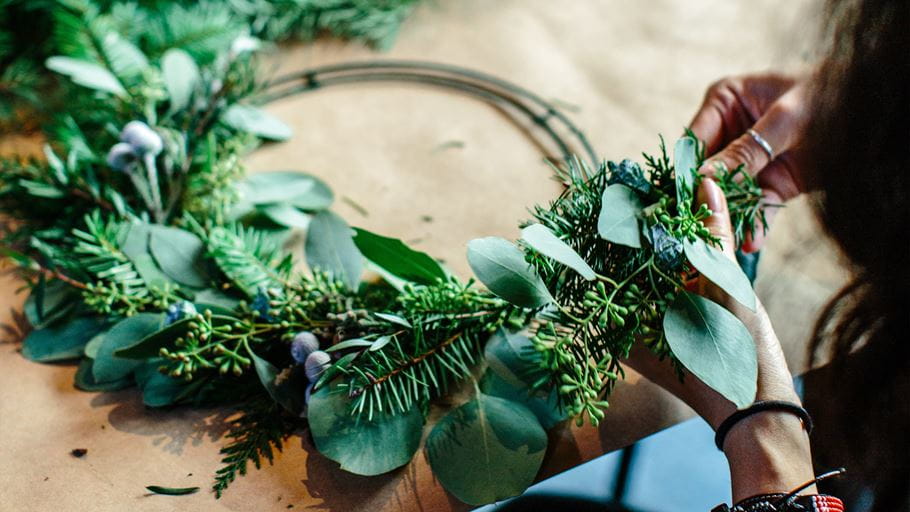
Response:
625,178,816,501
688,73,813,252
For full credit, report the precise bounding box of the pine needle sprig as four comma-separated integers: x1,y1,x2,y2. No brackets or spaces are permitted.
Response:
212,399,292,498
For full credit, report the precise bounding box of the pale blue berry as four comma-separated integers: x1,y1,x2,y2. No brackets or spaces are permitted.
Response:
304,350,331,381
290,331,320,364
120,121,163,156
106,142,137,172
165,301,197,325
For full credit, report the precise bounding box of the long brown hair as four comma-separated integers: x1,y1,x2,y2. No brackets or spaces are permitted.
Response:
804,0,910,510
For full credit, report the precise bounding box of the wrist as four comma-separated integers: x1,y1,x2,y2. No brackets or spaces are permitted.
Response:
722,410,816,502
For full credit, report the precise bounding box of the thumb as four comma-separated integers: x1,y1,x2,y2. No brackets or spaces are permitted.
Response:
697,178,736,259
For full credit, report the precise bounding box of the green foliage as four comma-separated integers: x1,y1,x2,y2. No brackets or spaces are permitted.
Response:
213,400,292,498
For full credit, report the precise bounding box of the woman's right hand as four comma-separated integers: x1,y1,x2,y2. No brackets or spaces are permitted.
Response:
688,73,813,252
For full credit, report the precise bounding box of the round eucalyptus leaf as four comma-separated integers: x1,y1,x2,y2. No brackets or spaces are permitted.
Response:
148,225,208,288
135,359,188,407
425,393,547,505
484,329,538,389
161,48,199,114
664,291,757,408
521,223,595,280
260,203,311,228
683,238,756,311
597,184,643,248
24,279,78,329
222,104,292,141
479,371,565,429
466,237,552,309
93,313,163,383
22,316,107,362
74,358,133,392
305,211,363,291
308,385,423,476
238,171,333,208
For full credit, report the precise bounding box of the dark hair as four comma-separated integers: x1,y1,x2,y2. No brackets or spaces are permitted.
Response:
804,0,910,510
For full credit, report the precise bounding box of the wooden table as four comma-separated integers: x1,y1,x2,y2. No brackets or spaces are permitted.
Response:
1,1,844,510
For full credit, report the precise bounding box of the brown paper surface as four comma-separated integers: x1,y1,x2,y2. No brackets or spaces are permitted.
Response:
1,1,847,510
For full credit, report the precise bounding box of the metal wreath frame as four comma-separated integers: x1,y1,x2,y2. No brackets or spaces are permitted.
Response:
260,59,598,167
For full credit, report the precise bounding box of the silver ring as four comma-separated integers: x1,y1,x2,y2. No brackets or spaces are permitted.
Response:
747,128,774,160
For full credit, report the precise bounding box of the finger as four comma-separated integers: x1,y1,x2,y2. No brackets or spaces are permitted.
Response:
697,178,736,259
688,79,754,155
698,88,804,178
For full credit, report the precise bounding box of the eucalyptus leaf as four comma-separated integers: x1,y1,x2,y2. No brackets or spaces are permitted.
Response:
308,385,423,476
149,225,208,288
305,211,363,290
664,291,757,408
24,279,78,329
597,184,643,248
352,228,446,285
222,104,292,141
483,329,541,389
114,317,192,359
84,331,106,359
161,48,199,113
480,371,565,429
674,136,698,203
237,171,333,209
74,358,132,392
22,316,107,362
134,359,188,408
425,393,547,505
260,203,311,228
466,237,552,309
251,351,305,415
521,223,595,280
93,313,162,383
193,289,241,311
46,56,126,97
683,238,757,311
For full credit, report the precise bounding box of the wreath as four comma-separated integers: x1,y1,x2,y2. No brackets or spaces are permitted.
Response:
0,5,768,507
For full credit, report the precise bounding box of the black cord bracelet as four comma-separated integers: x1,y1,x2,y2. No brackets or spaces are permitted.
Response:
715,400,814,451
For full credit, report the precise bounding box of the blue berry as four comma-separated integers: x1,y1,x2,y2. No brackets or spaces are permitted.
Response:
304,350,331,381
290,331,320,364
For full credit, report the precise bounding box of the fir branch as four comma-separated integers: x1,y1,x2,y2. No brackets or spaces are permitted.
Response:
213,399,292,498
204,224,293,298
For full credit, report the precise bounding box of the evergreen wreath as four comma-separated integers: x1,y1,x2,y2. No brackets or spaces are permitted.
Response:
0,5,769,506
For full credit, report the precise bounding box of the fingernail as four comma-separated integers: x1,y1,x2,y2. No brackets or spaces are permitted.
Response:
698,177,726,214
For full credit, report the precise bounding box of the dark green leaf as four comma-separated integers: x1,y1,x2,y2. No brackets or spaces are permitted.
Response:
251,351,305,415
135,360,188,408
24,279,78,329
466,237,552,309
193,289,241,312
425,393,547,505
45,56,126,96
483,329,542,389
161,48,199,114
480,371,565,429
93,313,162,382
22,317,107,362
683,238,756,311
664,291,757,408
352,228,446,285
145,486,199,496
597,184,643,248
521,223,595,280
374,312,411,328
674,136,698,203
222,104,291,141
149,225,208,288
305,211,363,290
308,385,423,476
74,358,133,392
114,317,192,359
325,338,373,352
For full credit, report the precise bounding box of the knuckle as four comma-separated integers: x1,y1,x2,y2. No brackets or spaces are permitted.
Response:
725,138,763,170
